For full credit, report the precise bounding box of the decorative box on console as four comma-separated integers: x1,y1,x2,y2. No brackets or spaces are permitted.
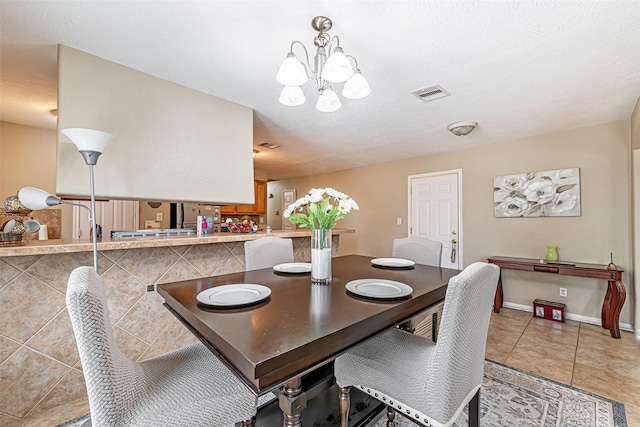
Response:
533,299,566,323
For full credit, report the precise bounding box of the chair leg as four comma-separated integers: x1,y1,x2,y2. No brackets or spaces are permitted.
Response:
468,389,480,427
386,405,397,427
241,416,256,427
339,386,351,427
431,311,438,342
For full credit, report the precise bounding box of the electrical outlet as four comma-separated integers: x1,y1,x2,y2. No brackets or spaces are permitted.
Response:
156,212,163,221
397,218,402,225
147,284,155,292
559,287,567,297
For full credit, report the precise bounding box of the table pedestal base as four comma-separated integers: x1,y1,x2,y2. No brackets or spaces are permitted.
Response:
254,385,385,427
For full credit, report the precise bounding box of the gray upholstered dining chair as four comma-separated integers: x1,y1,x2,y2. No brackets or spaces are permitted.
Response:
244,236,294,270
392,237,444,338
334,262,500,427
392,237,443,267
66,266,257,427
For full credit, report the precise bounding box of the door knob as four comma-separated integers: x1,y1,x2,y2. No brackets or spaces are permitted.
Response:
452,231,457,235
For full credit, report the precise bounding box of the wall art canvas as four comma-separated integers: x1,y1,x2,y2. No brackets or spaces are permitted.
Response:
493,168,581,217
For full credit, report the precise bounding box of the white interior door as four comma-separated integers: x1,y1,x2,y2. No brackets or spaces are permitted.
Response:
282,189,297,230
408,170,462,269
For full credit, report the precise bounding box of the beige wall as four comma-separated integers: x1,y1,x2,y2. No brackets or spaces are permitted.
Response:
0,122,57,201
269,120,634,327
632,96,640,337
57,46,254,205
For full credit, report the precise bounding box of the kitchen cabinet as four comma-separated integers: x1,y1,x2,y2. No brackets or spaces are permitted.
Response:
221,180,266,215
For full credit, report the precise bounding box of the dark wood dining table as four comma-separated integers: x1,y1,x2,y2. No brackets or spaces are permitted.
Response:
157,254,460,426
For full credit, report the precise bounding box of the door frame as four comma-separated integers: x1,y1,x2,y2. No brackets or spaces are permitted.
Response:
407,168,464,268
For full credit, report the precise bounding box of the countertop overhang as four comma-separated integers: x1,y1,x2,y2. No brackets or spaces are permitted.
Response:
0,228,355,256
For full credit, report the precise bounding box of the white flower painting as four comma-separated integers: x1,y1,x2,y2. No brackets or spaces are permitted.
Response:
494,168,581,217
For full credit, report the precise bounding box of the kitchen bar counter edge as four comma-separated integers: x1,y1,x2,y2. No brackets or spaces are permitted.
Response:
0,228,355,256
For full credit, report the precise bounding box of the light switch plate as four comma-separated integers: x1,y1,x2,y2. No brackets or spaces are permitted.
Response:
156,213,163,221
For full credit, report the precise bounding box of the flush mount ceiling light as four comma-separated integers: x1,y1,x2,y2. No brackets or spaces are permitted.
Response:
276,16,370,113
448,121,478,136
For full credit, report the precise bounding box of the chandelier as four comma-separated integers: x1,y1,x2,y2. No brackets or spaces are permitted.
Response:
276,16,370,113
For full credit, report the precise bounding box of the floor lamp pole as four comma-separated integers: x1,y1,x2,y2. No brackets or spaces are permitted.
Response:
89,163,98,273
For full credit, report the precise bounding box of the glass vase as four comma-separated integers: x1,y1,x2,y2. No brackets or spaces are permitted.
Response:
311,228,332,284
545,245,559,262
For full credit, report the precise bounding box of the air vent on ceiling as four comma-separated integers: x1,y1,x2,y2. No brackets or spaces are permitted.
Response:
259,142,282,149
411,85,450,103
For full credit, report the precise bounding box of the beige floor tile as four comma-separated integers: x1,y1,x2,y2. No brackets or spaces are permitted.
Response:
21,397,89,427
505,345,574,384
529,316,580,331
484,336,515,363
624,403,640,427
575,347,640,381
489,309,531,330
572,361,640,407
522,322,579,347
0,411,20,427
513,332,577,362
578,326,640,362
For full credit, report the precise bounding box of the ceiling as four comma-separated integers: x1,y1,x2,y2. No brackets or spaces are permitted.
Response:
2,1,640,181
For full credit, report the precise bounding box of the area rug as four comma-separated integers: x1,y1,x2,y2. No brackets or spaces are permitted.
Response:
57,362,625,427
374,360,626,427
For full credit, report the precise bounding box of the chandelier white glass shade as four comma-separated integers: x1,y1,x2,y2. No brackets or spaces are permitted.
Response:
276,16,370,112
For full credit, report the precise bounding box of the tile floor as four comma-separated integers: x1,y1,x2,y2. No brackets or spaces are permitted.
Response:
485,308,640,426
12,308,640,427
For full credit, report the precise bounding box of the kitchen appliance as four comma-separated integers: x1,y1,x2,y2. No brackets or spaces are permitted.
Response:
171,203,221,232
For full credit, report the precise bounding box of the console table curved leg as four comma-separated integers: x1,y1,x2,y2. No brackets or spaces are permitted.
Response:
603,280,626,339
493,273,503,313
601,285,612,331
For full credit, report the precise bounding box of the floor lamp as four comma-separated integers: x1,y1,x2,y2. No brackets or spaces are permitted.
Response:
18,128,113,272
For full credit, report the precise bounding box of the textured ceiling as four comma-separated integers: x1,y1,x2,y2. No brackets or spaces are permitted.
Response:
1,1,640,180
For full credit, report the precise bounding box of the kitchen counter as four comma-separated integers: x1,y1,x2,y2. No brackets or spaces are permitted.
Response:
0,228,354,256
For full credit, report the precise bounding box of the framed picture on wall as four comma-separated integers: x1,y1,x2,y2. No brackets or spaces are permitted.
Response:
493,168,581,218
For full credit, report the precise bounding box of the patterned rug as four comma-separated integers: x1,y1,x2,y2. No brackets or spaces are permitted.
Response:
374,360,626,427
57,361,625,427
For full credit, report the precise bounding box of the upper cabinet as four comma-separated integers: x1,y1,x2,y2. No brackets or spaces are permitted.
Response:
221,180,266,215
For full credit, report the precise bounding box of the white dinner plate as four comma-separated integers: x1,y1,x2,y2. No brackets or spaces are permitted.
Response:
197,284,271,307
371,258,415,268
273,262,312,274
346,279,413,300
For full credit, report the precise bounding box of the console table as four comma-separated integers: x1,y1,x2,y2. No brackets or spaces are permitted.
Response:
487,256,625,338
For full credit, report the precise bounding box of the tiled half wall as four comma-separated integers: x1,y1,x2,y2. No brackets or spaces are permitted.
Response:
0,236,338,426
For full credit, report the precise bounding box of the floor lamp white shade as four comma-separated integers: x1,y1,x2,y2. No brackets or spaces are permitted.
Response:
17,186,96,269
17,187,62,210
62,128,113,154
61,127,114,273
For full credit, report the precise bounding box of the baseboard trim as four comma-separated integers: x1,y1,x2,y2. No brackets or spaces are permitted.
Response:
502,302,633,332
